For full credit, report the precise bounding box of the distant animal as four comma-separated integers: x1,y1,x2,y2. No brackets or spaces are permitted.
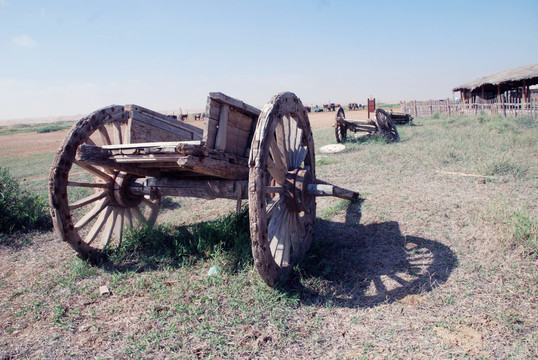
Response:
179,114,188,121
304,106,311,113
167,114,178,120
348,103,359,110
194,113,203,121
323,103,336,111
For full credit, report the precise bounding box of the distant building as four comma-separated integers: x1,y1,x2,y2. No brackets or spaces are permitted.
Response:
453,63,538,104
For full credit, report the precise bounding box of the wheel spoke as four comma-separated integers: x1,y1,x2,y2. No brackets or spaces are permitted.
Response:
113,208,125,248
125,208,134,229
69,191,107,210
275,118,289,169
267,157,286,185
286,115,298,155
284,115,294,167
269,136,288,173
98,126,112,145
269,209,290,267
295,212,306,237
74,198,110,230
112,121,123,144
74,160,113,182
86,206,112,245
266,196,284,219
99,208,117,248
293,146,307,169
289,212,301,253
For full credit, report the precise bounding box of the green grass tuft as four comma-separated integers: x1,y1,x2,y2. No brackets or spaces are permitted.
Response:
509,209,537,259
108,207,252,271
0,167,52,235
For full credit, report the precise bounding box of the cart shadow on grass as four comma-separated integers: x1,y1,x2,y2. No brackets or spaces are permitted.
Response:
95,198,457,309
283,199,458,308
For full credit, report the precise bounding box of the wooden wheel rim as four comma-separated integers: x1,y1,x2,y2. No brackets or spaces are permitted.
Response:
374,108,400,142
49,106,161,260
248,92,316,286
335,107,347,143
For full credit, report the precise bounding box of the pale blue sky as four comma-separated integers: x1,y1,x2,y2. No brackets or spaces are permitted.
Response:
1,0,537,120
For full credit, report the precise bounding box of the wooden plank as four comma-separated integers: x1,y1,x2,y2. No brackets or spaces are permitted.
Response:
102,140,202,150
206,98,222,121
224,125,251,156
130,177,248,200
203,93,219,149
129,111,203,142
126,104,202,135
215,104,229,151
177,155,249,180
208,92,261,118
227,110,254,132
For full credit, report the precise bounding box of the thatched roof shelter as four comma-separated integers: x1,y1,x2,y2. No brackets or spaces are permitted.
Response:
453,63,538,98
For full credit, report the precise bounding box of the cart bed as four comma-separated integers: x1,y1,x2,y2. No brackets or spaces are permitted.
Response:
76,92,259,180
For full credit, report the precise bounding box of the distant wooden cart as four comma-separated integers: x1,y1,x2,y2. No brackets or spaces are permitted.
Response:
335,107,400,143
49,92,358,286
388,111,413,125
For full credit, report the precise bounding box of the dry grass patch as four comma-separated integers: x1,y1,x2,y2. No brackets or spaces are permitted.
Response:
1,113,537,359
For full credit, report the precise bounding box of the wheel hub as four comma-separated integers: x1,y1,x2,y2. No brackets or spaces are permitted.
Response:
113,172,144,208
284,167,313,212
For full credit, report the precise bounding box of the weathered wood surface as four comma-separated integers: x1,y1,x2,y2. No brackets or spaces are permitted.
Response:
130,177,249,200
49,105,161,261
248,92,316,286
339,121,377,132
203,92,261,158
125,104,203,143
215,104,229,151
339,118,376,126
311,180,359,200
76,141,249,180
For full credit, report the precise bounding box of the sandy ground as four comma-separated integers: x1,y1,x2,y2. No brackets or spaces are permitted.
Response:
0,109,371,157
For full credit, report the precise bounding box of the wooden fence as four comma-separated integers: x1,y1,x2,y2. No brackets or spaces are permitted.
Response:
400,98,538,118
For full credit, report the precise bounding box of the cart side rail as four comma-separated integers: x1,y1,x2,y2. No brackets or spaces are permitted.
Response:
125,104,203,143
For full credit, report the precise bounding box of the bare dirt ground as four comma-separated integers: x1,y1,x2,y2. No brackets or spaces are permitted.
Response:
0,110,368,155
0,109,360,157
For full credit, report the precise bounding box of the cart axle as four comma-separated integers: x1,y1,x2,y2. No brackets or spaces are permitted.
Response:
128,176,358,202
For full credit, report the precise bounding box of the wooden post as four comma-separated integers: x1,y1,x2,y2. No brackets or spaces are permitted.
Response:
522,80,527,111
414,100,417,116
367,98,375,119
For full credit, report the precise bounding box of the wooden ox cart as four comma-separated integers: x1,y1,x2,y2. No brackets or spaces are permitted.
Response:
49,92,358,286
388,110,413,124
334,107,400,143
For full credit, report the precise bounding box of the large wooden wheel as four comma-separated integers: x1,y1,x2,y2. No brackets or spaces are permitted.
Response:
249,92,316,286
49,106,161,261
335,107,347,143
374,108,400,142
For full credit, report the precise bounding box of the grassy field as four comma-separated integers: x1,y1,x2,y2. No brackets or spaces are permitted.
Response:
0,121,74,136
0,113,536,359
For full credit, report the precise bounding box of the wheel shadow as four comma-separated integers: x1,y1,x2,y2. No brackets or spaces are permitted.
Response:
282,200,457,308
